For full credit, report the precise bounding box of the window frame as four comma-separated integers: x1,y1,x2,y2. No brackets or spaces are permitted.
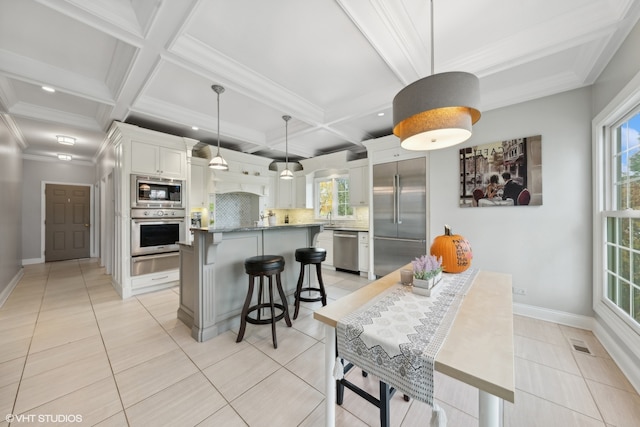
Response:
313,174,354,220
593,70,640,345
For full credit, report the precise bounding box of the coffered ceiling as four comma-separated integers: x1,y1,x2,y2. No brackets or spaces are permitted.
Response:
1,0,639,164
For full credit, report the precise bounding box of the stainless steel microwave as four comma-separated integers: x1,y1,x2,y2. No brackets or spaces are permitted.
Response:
131,175,184,208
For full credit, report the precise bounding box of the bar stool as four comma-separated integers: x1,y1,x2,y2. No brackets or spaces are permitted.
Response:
293,247,327,319
237,255,291,348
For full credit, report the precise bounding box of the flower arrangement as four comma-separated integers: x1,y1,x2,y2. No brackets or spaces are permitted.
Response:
412,254,443,280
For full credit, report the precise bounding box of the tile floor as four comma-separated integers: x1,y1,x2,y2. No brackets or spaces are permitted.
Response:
1,259,639,426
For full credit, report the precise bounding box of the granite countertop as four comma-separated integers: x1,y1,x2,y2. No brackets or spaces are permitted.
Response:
191,223,326,233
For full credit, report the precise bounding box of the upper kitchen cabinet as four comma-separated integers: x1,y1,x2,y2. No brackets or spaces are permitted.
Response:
348,158,369,206
190,157,210,209
131,140,187,179
364,134,426,165
295,174,313,209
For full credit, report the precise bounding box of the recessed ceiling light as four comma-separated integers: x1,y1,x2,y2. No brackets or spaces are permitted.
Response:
191,126,199,131
57,154,72,161
42,86,55,93
377,112,385,117
56,135,75,145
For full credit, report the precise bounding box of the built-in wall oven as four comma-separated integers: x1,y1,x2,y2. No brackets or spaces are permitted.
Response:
130,208,185,276
131,175,184,208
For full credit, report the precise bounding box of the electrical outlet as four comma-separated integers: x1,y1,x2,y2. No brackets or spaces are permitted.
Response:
512,287,526,296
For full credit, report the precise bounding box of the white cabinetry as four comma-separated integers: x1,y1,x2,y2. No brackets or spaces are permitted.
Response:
295,174,313,209
316,230,333,268
348,159,369,206
131,140,186,179
190,158,209,209
364,134,426,166
358,232,369,274
276,177,295,209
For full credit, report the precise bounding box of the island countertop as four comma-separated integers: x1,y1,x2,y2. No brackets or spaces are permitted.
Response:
191,223,326,233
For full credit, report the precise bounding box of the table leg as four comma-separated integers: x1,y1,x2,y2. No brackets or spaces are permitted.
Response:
325,325,336,427
478,390,501,427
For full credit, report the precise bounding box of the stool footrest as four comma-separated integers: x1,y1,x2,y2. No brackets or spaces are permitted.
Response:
296,287,325,302
244,303,288,325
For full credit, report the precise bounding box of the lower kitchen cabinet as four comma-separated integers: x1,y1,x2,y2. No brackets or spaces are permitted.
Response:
316,230,333,267
358,231,369,274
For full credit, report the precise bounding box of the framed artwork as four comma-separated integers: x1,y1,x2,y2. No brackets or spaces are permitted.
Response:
459,135,542,207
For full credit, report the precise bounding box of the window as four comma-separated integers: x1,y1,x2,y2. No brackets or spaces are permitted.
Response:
604,111,640,326
315,176,353,219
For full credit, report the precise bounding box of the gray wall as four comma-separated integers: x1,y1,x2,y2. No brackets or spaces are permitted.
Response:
0,117,23,296
21,159,95,262
429,87,593,316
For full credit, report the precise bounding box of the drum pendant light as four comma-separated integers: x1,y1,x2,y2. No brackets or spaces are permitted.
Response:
393,0,480,151
280,115,293,180
209,84,229,170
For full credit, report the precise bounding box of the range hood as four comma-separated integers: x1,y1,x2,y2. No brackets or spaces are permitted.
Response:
211,170,270,197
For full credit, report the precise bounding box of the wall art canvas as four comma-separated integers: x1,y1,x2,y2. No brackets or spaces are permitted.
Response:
459,135,542,207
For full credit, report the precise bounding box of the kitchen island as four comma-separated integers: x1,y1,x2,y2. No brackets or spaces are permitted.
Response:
178,223,323,342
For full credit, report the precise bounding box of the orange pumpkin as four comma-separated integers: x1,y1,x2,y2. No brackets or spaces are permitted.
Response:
430,225,473,273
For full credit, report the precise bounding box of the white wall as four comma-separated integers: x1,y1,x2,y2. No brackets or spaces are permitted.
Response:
21,158,96,262
428,87,593,317
0,117,24,301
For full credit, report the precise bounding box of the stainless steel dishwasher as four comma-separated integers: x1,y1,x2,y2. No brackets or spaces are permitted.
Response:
333,230,359,272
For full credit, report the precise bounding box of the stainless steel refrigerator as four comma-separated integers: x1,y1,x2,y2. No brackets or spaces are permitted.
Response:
373,157,427,277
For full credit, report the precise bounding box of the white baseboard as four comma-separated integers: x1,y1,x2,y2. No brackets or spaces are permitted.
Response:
0,268,24,307
513,302,596,330
22,257,44,265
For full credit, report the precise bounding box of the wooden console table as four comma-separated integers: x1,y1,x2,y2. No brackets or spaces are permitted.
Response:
314,266,514,427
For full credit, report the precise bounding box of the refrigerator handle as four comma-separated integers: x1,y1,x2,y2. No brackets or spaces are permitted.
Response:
396,174,402,224
392,174,397,224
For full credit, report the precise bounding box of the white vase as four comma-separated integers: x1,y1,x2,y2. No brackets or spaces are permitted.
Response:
268,216,276,226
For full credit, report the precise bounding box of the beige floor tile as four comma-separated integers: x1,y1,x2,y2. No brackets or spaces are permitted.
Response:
587,379,640,426
29,318,100,354
292,309,327,340
115,348,199,408
197,404,248,427
0,357,25,388
513,315,567,346
0,310,38,332
285,341,325,392
13,352,112,414
0,324,36,346
125,373,226,427
514,334,581,375
325,285,353,301
515,357,601,419
299,400,369,427
99,318,167,350
433,371,478,418
105,332,179,373
22,334,105,379
0,337,31,364
504,389,604,427
251,323,317,365
202,345,280,401
135,288,179,308
15,377,122,426
231,367,324,427
92,411,128,427
336,368,412,427
179,329,250,370
574,352,636,393
0,381,19,422
401,399,478,427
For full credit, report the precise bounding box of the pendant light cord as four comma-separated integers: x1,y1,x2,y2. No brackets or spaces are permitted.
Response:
430,0,434,76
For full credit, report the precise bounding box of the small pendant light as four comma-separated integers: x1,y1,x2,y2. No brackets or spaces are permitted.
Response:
280,115,293,180
209,84,229,170
393,0,481,150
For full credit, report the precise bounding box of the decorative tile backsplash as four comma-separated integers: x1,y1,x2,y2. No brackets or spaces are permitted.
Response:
215,193,257,228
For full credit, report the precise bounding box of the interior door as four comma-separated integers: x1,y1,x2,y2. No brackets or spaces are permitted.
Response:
45,184,91,262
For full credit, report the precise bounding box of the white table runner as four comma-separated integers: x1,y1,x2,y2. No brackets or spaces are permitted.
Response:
336,268,477,406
